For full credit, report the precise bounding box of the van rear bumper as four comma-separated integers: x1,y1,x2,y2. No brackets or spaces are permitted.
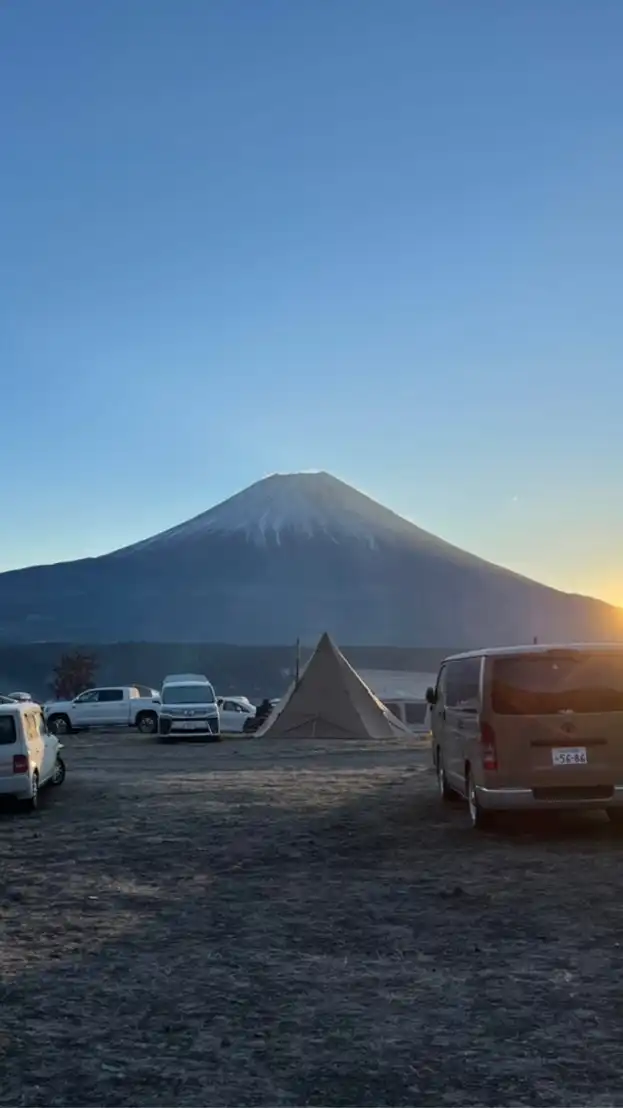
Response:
476,784,623,811
0,773,32,799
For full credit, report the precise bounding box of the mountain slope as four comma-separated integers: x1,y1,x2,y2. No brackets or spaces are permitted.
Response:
0,472,620,646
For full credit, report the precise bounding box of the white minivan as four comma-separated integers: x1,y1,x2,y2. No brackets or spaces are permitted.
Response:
0,700,66,810
158,674,221,742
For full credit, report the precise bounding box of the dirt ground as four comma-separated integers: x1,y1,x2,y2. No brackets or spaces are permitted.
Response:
1,732,623,1108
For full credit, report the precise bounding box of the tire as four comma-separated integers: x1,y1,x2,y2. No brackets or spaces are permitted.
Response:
23,771,39,812
436,748,456,803
467,770,494,830
607,809,623,826
136,711,158,735
51,755,66,787
48,714,71,736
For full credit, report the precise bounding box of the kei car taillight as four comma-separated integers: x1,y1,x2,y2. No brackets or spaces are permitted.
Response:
13,754,29,775
480,722,498,771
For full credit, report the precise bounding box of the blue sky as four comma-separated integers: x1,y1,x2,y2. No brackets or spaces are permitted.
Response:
2,0,622,605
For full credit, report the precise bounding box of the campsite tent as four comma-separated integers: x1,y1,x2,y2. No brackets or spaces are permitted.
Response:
257,632,413,740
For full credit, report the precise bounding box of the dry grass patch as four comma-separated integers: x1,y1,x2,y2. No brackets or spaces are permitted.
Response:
0,731,622,1106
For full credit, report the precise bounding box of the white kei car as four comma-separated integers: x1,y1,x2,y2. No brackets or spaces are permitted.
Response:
216,696,256,733
0,700,65,810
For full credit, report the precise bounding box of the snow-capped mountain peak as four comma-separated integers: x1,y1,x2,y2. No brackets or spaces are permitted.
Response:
120,471,433,553
1,470,619,649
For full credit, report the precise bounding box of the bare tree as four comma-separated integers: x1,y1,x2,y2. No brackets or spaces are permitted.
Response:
52,651,98,700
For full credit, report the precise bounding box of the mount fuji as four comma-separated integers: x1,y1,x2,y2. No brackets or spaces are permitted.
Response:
0,472,620,646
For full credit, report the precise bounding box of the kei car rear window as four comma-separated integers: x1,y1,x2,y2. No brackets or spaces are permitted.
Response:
0,716,17,744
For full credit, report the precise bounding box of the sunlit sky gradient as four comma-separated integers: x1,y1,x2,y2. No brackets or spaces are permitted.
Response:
1,0,622,607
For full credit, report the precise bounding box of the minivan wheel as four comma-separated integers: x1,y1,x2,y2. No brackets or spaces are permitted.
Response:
467,771,493,830
436,750,455,802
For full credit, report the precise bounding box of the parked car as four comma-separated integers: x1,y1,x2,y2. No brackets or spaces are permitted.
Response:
383,699,430,733
216,696,256,733
44,686,160,736
427,643,623,829
0,699,65,810
159,674,220,742
7,691,34,703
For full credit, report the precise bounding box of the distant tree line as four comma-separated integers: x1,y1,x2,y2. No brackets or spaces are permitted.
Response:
0,641,458,703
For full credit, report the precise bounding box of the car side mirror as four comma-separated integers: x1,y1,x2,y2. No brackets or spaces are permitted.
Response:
425,686,437,706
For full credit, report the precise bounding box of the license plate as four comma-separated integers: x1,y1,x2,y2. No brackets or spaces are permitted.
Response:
552,747,588,765
175,720,205,731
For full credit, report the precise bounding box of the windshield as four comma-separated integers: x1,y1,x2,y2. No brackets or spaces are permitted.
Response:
162,684,215,706
491,652,623,715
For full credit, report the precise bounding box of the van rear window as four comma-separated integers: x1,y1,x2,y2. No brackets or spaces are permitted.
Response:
491,653,623,715
0,716,17,744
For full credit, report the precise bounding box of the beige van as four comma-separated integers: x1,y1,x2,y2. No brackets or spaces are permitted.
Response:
426,644,623,829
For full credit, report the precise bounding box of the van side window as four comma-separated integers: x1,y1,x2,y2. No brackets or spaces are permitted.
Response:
384,701,402,719
405,701,427,725
446,658,481,711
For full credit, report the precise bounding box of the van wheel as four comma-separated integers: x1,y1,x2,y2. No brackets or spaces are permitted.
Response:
467,771,493,830
607,809,623,826
23,772,39,812
136,711,157,735
436,750,455,802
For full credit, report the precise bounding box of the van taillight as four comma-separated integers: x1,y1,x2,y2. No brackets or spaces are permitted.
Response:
480,722,498,771
13,755,29,775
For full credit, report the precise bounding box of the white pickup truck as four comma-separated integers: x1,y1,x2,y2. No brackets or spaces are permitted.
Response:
44,686,160,736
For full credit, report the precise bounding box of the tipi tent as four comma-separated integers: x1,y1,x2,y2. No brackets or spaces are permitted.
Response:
257,632,413,739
